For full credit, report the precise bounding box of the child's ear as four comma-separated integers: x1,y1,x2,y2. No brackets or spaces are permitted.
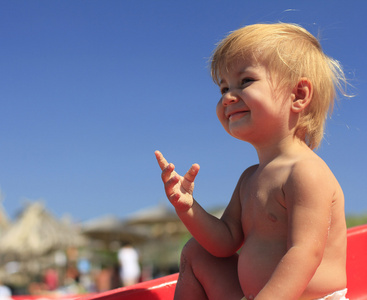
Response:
291,78,313,113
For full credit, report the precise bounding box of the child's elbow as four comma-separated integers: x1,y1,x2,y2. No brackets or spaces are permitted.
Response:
291,244,324,268
312,246,325,266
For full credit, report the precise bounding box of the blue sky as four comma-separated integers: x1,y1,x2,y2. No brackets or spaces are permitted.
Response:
0,0,366,222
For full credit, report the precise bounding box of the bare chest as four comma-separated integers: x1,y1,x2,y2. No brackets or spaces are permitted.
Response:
240,169,288,238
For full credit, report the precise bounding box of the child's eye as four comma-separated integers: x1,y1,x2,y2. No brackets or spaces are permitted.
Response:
241,78,254,86
220,87,229,95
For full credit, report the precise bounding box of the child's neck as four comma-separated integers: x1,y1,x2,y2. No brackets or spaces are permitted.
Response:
254,135,309,166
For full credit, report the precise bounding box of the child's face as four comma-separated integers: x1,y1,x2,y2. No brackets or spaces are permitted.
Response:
216,60,293,146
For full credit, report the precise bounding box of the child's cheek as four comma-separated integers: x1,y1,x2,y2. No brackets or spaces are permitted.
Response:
216,102,226,124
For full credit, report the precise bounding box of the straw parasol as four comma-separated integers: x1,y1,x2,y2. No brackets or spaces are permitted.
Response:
124,203,179,225
81,214,150,246
0,190,9,234
123,203,189,240
0,203,9,234
0,202,86,260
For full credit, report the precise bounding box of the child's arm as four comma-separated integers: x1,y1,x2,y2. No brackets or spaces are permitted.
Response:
255,160,334,300
155,150,244,257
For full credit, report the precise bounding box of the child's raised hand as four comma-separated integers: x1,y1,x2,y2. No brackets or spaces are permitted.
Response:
155,150,200,212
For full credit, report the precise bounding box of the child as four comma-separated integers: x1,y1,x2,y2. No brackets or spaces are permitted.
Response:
155,23,348,300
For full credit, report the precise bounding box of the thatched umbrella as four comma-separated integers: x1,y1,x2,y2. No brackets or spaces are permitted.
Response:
0,202,86,260
0,191,10,234
124,203,190,238
124,203,179,226
81,214,150,247
0,203,9,235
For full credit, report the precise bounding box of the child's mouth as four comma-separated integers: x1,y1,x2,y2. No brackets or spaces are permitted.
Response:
229,111,249,120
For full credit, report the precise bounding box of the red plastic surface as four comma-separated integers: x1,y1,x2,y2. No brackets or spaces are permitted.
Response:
346,224,367,300
79,273,178,300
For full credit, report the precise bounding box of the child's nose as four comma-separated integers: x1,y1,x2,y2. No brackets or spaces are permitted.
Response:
222,91,239,106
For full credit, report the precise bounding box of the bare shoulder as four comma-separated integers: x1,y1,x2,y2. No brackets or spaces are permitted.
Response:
283,151,344,213
287,153,340,192
239,164,259,183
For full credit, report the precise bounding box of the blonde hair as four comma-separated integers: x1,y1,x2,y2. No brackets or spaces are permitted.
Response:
211,23,346,149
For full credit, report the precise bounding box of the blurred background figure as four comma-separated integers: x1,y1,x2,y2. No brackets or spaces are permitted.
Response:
95,264,112,292
44,268,59,291
0,280,12,299
118,243,141,287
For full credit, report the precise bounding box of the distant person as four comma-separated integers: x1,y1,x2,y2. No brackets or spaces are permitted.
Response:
44,268,59,291
156,22,348,299
95,265,112,292
118,243,141,286
0,281,11,299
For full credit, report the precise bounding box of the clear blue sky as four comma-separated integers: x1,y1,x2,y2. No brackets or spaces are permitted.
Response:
1,0,366,222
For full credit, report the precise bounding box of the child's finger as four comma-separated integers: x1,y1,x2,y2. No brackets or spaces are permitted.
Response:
155,150,169,171
184,163,200,183
164,175,180,197
161,163,175,183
